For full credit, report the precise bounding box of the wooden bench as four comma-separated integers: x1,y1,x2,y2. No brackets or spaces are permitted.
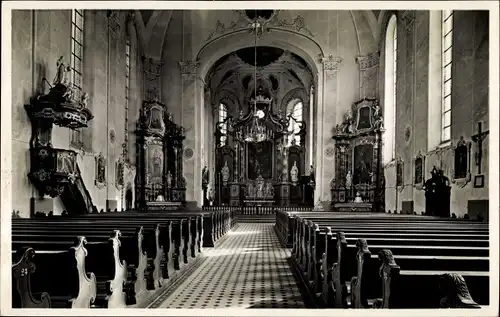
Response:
11,209,236,308
281,213,488,309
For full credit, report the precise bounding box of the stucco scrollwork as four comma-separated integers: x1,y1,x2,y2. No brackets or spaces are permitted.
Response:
206,10,314,42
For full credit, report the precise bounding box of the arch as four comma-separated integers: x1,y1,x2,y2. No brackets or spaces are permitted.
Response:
212,88,240,113
376,10,399,53
197,28,323,82
280,87,307,112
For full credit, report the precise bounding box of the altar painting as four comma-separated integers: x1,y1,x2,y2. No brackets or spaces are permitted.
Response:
247,141,273,180
353,143,373,185
147,145,163,184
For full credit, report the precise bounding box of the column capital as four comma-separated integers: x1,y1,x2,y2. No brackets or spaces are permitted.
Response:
320,55,342,72
179,60,200,75
356,52,380,70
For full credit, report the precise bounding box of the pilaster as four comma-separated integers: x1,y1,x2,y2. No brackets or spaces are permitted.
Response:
179,60,203,204
316,55,342,205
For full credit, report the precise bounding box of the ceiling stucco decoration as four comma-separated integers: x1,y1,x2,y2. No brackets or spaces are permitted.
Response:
179,60,200,75
206,10,314,43
356,51,380,70
208,50,313,90
320,55,343,72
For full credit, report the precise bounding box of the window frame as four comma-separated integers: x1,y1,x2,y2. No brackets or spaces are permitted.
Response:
70,9,85,148
441,10,453,143
287,100,303,146
383,14,398,165
218,103,228,146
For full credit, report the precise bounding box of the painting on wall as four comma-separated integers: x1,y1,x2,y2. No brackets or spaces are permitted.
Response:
414,152,425,187
396,158,403,187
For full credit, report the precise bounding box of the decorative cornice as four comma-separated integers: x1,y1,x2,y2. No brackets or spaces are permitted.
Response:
356,52,380,70
179,61,200,75
320,55,342,72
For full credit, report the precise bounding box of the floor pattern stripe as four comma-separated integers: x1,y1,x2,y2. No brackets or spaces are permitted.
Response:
156,223,306,309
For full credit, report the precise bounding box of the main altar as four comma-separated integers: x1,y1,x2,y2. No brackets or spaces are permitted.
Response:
212,86,314,207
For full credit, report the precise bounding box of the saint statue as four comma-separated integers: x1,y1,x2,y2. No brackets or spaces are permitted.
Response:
290,161,299,183
53,56,71,85
96,153,106,183
166,171,172,188
202,165,209,186
309,165,315,184
345,170,353,188
221,161,230,182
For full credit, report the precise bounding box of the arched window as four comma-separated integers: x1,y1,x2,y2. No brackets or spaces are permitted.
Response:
70,9,84,147
441,10,453,142
218,103,228,146
287,100,303,146
383,14,397,164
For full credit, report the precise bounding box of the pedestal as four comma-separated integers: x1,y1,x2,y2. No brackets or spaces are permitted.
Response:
229,183,240,207
171,188,186,203
276,183,290,206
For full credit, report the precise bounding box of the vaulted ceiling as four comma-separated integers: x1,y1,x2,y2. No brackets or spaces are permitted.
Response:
133,9,384,61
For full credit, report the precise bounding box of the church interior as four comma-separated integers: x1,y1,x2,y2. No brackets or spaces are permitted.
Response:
8,8,492,310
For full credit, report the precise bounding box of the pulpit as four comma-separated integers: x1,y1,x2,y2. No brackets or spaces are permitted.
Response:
330,98,384,212
135,96,187,211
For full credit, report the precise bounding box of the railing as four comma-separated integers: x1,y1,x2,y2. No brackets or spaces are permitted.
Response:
202,205,314,215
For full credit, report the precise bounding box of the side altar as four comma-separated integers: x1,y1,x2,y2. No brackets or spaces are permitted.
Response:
135,92,187,211
330,98,385,212
212,86,314,207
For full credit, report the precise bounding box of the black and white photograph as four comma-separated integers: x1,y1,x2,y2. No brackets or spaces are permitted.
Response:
1,1,498,316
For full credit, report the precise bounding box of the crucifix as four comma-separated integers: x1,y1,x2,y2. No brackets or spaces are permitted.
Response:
471,122,489,174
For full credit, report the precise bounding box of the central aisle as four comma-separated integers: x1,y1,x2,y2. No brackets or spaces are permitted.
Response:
153,223,307,309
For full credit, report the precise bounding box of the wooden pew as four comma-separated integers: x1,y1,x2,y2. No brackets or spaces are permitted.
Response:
12,223,141,308
12,247,52,308
11,210,222,308
13,216,192,292
286,214,489,308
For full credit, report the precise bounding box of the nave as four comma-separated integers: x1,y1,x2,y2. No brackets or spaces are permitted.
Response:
150,223,308,309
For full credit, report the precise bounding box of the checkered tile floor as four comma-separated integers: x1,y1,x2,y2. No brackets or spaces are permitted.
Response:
155,223,307,309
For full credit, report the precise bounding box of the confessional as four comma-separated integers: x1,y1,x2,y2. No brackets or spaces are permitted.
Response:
330,98,384,212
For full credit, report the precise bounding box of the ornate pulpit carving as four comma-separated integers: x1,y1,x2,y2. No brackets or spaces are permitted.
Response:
331,98,384,212
24,56,95,214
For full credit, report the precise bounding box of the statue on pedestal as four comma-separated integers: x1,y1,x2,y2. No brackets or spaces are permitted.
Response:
202,165,209,188
309,165,315,184
290,161,299,183
221,161,230,183
346,170,353,188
